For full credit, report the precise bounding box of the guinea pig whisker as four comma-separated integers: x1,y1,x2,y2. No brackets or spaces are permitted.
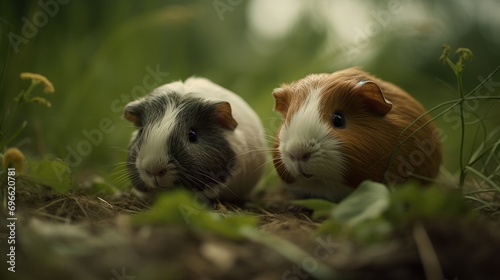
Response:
112,175,131,187
264,133,278,139
261,158,276,168
229,148,272,161
110,166,130,177
106,162,131,173
181,171,227,198
250,160,274,177
192,170,234,195
124,78,268,201
175,166,207,185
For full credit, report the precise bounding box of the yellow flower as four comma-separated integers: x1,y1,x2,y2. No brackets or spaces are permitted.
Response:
31,97,52,108
20,72,55,94
2,147,25,174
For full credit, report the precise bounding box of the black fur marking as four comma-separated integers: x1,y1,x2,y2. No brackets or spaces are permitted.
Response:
127,92,236,193
168,97,236,191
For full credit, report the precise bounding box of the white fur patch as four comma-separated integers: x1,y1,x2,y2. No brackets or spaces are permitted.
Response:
136,103,180,187
131,77,266,199
279,87,349,200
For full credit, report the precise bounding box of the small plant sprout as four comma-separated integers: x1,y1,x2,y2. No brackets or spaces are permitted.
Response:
0,72,56,149
440,45,474,190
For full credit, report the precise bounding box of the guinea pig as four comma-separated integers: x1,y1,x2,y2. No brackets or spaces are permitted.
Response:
124,77,266,201
272,68,442,202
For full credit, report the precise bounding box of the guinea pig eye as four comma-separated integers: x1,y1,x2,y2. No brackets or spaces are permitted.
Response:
332,112,346,128
188,129,198,143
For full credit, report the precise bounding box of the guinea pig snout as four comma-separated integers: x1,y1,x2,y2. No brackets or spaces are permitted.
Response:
139,159,176,189
282,142,318,178
145,167,167,178
284,150,314,179
283,139,319,163
288,151,311,163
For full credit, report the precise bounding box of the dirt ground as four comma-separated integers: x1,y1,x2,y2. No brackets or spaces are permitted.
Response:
2,185,500,280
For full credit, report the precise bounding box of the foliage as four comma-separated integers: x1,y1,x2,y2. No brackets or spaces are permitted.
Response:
381,44,500,212
440,45,475,190
291,198,336,219
133,190,338,279
329,181,390,227
133,190,258,240
0,73,54,149
439,45,500,210
1,74,71,209
295,180,475,244
2,1,499,174
23,158,71,194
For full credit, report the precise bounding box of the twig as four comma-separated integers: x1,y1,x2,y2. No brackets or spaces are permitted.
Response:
413,223,444,280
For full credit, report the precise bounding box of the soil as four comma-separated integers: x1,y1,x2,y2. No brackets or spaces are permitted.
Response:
1,185,500,280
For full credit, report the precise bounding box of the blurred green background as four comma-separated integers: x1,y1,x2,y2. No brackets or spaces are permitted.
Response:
1,0,499,184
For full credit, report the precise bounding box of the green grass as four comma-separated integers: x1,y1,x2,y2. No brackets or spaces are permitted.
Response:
383,45,500,213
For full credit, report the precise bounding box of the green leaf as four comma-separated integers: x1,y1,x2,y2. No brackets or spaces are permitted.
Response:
133,190,258,240
349,218,392,243
84,175,122,196
317,220,341,235
331,181,390,227
133,191,195,225
192,214,257,240
291,198,336,219
25,158,72,194
291,199,336,211
387,183,473,223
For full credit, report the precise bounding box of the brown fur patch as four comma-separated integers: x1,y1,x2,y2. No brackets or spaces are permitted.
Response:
272,68,442,189
214,101,238,130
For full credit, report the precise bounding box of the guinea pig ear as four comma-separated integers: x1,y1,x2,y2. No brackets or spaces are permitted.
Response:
354,80,393,116
214,101,238,131
272,87,291,116
123,100,144,127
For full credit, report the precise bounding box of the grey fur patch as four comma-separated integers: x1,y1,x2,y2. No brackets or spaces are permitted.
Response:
127,92,236,193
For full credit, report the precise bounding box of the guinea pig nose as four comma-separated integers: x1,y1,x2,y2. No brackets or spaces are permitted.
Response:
146,168,167,177
289,152,311,162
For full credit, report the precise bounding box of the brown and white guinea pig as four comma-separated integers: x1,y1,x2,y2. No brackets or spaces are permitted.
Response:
123,77,266,201
272,68,442,202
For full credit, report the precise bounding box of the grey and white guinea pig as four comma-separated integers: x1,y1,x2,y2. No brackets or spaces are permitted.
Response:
123,77,266,201
272,68,442,202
